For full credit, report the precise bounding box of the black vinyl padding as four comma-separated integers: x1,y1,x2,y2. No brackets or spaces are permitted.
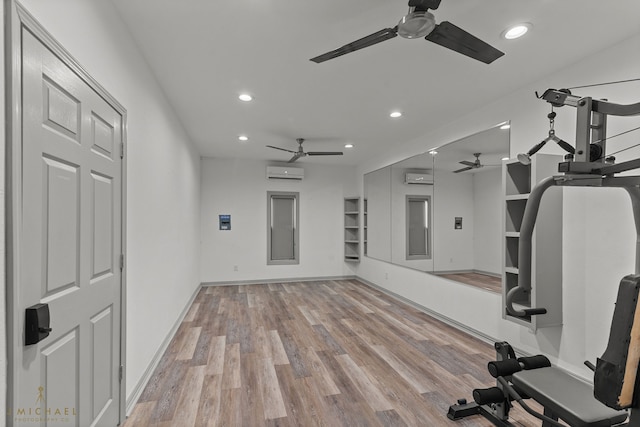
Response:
518,355,551,370
512,367,628,427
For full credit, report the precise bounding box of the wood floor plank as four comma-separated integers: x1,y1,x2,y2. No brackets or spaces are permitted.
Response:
371,344,434,394
127,279,543,427
183,303,200,323
170,365,205,427
297,305,320,325
302,347,341,396
260,358,288,420
205,335,226,375
194,374,222,427
221,342,241,389
335,354,393,412
241,353,266,426
267,329,290,365
176,326,202,360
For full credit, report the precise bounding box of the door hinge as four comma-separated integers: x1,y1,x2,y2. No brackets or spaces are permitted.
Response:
119,365,124,382
119,254,124,271
120,142,125,159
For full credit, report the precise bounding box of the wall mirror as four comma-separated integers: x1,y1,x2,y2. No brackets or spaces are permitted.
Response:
364,122,510,292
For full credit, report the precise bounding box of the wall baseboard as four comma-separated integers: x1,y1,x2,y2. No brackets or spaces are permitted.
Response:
125,283,202,415
201,275,357,287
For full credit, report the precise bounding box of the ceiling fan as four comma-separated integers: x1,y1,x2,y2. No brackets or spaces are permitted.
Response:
310,0,504,65
267,138,343,163
453,152,497,173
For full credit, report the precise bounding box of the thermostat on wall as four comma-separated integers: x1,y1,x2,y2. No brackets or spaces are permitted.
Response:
219,214,231,230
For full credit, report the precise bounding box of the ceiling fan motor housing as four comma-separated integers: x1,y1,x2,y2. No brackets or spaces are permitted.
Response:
398,11,436,39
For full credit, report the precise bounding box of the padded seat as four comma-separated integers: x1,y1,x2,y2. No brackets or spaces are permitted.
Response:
512,367,628,427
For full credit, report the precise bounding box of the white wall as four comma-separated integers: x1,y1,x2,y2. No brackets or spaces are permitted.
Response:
473,167,502,275
357,33,640,380
16,0,202,403
200,158,357,283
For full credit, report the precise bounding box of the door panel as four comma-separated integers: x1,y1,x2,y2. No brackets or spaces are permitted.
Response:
91,173,113,281
42,156,80,295
14,27,123,427
41,330,80,424
91,306,114,419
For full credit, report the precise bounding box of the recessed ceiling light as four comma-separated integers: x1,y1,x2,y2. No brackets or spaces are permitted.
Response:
390,111,402,118
345,143,354,148
429,150,438,155
238,135,249,141
238,93,253,102
503,23,531,40
500,124,511,130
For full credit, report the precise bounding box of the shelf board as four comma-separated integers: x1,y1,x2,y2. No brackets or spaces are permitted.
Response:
344,226,359,229
505,232,520,238
345,240,359,244
345,211,359,215
505,267,519,274
505,194,530,200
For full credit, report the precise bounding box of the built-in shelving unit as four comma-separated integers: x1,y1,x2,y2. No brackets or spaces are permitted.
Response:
363,198,368,256
502,154,563,330
344,197,361,262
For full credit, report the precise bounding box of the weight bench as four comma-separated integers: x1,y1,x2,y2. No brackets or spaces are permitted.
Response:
512,367,628,427
448,341,629,426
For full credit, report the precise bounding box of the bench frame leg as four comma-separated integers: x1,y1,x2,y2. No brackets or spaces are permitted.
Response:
447,401,513,427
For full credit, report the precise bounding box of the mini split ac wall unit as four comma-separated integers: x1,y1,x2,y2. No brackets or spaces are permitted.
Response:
266,166,304,180
405,172,433,184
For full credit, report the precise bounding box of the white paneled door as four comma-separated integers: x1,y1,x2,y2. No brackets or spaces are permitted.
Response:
11,21,124,427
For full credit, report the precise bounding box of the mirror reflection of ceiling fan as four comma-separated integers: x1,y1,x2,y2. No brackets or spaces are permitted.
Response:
453,152,499,173
266,138,343,163
310,0,504,64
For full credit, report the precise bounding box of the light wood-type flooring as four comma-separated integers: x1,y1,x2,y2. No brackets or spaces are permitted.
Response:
123,279,540,426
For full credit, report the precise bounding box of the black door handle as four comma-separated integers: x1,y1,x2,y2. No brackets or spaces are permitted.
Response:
25,303,52,345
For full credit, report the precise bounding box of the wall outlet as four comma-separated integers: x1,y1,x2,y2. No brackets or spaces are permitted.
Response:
233,265,238,271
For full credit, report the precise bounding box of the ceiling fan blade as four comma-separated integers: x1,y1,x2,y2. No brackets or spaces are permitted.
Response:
306,152,344,156
310,27,398,63
267,145,297,154
425,21,504,64
287,153,303,163
459,160,476,166
453,166,473,173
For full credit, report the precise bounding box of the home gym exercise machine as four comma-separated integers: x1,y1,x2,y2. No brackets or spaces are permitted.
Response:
449,86,640,426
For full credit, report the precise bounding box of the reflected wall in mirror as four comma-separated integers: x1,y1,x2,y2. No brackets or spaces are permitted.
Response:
363,166,391,262
390,153,434,272
363,122,510,292
432,124,510,291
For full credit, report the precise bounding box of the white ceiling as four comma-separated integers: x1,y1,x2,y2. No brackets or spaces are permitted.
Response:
110,0,640,166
